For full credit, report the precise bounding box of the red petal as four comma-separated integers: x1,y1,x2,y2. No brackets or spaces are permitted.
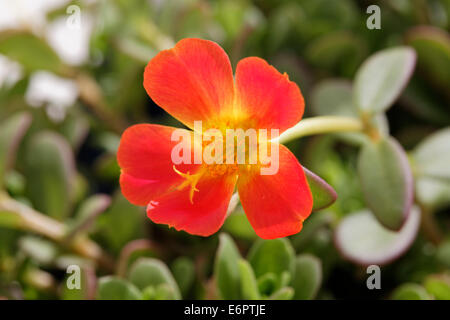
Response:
117,124,199,205
235,57,304,135
147,173,237,237
237,144,312,239
144,38,234,129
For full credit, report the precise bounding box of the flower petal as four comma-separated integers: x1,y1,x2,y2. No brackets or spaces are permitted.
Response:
235,57,304,134
144,38,234,129
237,144,313,239
117,124,199,205
147,173,237,237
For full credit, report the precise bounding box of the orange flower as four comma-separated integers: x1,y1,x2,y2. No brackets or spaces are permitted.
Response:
117,38,312,239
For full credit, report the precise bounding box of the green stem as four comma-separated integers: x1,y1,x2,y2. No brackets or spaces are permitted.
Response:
275,116,364,144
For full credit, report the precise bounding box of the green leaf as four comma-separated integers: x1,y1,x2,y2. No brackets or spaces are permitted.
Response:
312,79,355,117
0,30,66,74
60,114,90,151
0,112,32,187
413,128,450,180
97,276,142,300
306,31,366,75
335,207,421,266
128,258,181,300
24,132,75,220
69,194,111,235
291,254,322,300
141,284,179,300
257,273,277,297
268,287,294,300
354,46,416,114
75,194,111,221
291,211,333,251
223,210,257,240
304,167,337,211
19,236,58,266
406,26,450,89
152,283,178,300
415,176,450,211
141,286,155,300
266,3,303,54
238,259,260,300
424,275,450,300
357,136,413,230
214,233,241,299
248,238,295,279
391,283,431,300
171,257,195,298
280,271,291,288
97,192,145,253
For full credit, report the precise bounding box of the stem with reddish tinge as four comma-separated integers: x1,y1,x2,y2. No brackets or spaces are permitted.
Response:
0,193,114,272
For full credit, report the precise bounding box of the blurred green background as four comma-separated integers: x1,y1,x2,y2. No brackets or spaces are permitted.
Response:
0,0,449,300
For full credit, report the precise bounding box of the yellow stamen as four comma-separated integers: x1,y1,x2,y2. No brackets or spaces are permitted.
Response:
173,165,203,204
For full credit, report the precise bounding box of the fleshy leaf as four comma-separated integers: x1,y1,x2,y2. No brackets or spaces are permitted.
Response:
97,276,142,300
305,31,365,75
257,273,278,296
415,176,450,211
291,254,322,300
303,166,337,211
98,192,145,253
0,30,66,74
335,207,420,266
248,238,295,279
19,236,58,266
171,257,195,298
413,127,450,180
354,46,416,114
238,259,260,300
214,233,241,299
268,287,294,300
0,112,32,188
143,283,178,300
391,283,431,300
406,26,450,90
357,136,413,230
70,194,111,235
424,275,450,300
312,79,355,116
411,128,450,210
24,132,75,220
223,209,257,240
128,258,181,299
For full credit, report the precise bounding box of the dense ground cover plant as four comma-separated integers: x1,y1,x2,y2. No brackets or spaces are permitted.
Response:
0,0,449,300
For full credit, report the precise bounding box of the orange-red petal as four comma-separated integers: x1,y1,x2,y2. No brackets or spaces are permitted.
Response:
237,144,312,239
117,124,199,206
144,38,234,129
147,172,237,237
235,57,304,135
